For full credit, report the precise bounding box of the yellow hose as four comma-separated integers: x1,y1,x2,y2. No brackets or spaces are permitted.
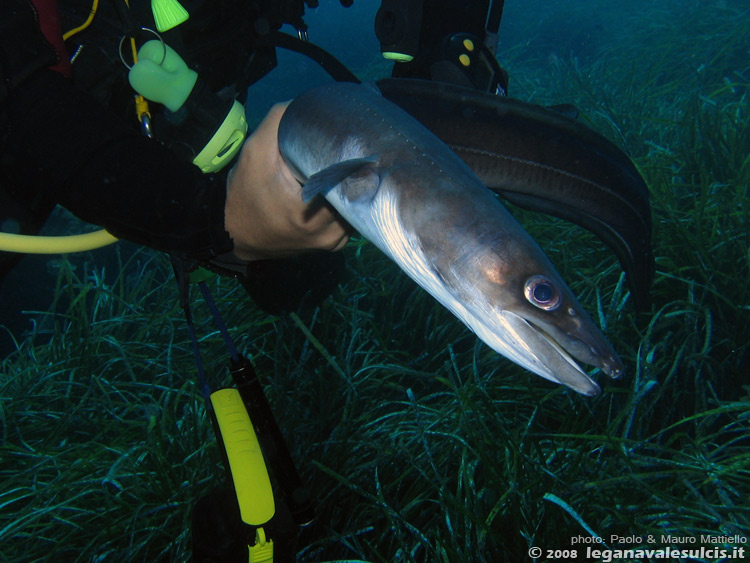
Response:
0,229,118,254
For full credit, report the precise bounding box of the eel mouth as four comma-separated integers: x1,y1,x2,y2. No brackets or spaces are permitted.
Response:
527,319,601,396
491,311,603,396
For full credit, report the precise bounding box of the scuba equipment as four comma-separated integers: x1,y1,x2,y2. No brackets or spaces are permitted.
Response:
376,0,509,95
128,40,198,113
209,388,276,563
374,0,423,62
0,30,248,254
211,387,275,527
128,39,248,173
0,229,117,254
150,0,188,32
172,260,313,562
433,32,508,95
0,0,360,258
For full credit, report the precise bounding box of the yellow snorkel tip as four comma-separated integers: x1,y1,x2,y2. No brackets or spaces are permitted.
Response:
151,0,189,32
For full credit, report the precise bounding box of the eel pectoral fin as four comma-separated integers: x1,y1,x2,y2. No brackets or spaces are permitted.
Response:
301,157,379,202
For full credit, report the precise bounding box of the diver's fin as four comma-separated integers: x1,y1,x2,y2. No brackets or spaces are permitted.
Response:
301,157,378,202
377,77,654,311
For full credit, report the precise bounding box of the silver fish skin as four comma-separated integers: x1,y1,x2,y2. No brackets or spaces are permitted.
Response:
278,82,623,396
376,78,654,311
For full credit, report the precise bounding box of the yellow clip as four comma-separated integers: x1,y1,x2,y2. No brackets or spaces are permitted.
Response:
248,527,274,563
135,94,151,120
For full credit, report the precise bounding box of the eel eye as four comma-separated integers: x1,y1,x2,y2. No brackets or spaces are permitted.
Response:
524,275,561,311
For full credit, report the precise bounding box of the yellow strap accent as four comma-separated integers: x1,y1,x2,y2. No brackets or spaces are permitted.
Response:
122,19,151,123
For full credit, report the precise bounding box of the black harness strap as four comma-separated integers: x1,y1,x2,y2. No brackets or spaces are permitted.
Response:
260,31,361,84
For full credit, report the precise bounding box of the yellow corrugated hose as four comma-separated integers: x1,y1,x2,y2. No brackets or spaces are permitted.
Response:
0,230,118,254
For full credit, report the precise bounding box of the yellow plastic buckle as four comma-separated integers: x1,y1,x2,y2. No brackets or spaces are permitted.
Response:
248,527,274,563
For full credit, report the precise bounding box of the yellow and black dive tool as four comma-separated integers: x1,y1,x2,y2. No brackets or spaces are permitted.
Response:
174,264,314,563
210,388,275,562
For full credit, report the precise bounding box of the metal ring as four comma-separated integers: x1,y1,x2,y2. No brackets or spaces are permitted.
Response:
118,27,166,70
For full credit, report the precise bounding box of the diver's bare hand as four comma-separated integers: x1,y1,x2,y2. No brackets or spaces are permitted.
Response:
224,102,350,261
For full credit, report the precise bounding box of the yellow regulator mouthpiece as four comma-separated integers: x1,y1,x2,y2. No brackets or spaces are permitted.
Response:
129,40,197,112
151,0,189,32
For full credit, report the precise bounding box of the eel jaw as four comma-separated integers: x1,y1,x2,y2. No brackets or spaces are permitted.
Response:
523,316,602,396
475,310,602,396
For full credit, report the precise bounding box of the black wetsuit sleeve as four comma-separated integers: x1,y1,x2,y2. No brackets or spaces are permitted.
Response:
4,68,234,259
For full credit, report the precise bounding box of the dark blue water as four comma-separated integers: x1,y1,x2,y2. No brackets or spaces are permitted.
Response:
246,2,381,119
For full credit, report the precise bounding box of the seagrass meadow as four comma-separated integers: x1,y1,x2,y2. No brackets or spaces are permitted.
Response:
1,1,749,561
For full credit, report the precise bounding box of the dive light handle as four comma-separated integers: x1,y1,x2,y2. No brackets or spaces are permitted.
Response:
210,388,275,527
230,354,315,526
